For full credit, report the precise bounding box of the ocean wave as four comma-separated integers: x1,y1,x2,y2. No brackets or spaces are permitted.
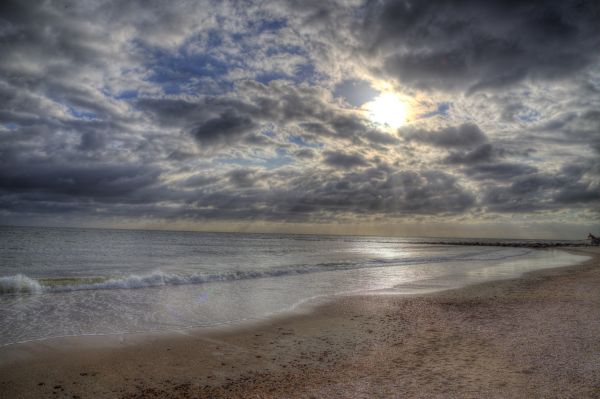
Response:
0,247,530,296
52,270,301,292
0,267,347,295
0,274,43,294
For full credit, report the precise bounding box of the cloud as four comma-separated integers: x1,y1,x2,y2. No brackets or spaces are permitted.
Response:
0,162,160,202
554,183,599,204
444,143,499,164
322,151,369,169
0,0,598,231
79,131,107,151
191,109,257,148
179,174,219,188
481,163,600,213
362,0,600,92
227,169,261,188
403,123,487,148
293,148,316,159
260,167,476,217
464,162,538,181
136,79,398,151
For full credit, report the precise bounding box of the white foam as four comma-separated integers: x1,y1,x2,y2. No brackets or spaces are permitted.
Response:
51,269,316,293
0,274,43,294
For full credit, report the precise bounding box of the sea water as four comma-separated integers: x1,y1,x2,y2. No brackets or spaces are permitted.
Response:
0,226,588,346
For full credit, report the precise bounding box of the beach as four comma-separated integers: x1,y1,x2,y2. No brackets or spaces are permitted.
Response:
1,246,598,398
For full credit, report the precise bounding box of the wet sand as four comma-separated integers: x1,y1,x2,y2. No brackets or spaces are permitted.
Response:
1,247,599,398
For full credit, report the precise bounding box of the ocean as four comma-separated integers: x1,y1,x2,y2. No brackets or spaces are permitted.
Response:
0,226,587,346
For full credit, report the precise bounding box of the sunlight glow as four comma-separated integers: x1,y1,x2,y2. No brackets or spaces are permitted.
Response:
365,92,407,129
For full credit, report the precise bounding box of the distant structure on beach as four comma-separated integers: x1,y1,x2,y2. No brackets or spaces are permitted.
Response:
588,233,600,245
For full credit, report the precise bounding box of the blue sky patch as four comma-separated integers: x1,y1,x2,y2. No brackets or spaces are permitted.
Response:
288,134,322,148
69,106,98,120
515,108,541,123
248,18,287,33
256,71,291,84
264,150,293,168
115,90,139,100
266,44,305,57
420,102,451,119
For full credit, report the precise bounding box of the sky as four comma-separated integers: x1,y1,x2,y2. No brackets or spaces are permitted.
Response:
0,0,599,239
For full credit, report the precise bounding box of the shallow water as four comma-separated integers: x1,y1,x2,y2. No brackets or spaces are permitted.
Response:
0,226,588,345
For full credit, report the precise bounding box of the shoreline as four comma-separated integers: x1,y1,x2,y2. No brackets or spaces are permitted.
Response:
1,247,599,398
0,246,587,350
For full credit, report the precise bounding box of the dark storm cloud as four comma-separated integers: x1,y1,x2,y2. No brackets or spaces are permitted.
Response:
243,133,277,146
538,109,600,150
508,174,563,195
329,115,368,139
135,82,332,149
0,1,127,123
365,130,399,145
403,124,534,183
322,151,369,169
480,162,600,213
135,98,206,127
179,174,219,188
227,169,261,188
0,162,160,201
403,124,487,148
463,162,538,181
0,1,105,73
483,186,544,213
554,184,599,204
191,109,257,147
79,131,106,151
363,0,600,91
552,162,600,205
294,148,316,159
444,143,504,165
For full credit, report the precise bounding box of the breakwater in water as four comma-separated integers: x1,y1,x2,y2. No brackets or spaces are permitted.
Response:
418,241,592,248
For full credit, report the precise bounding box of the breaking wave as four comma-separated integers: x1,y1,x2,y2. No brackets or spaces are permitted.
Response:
0,247,531,296
0,274,43,294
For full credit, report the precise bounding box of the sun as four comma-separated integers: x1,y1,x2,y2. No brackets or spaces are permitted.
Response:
364,92,407,129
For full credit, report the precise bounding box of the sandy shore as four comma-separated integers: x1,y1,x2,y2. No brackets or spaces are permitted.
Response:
1,247,599,398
